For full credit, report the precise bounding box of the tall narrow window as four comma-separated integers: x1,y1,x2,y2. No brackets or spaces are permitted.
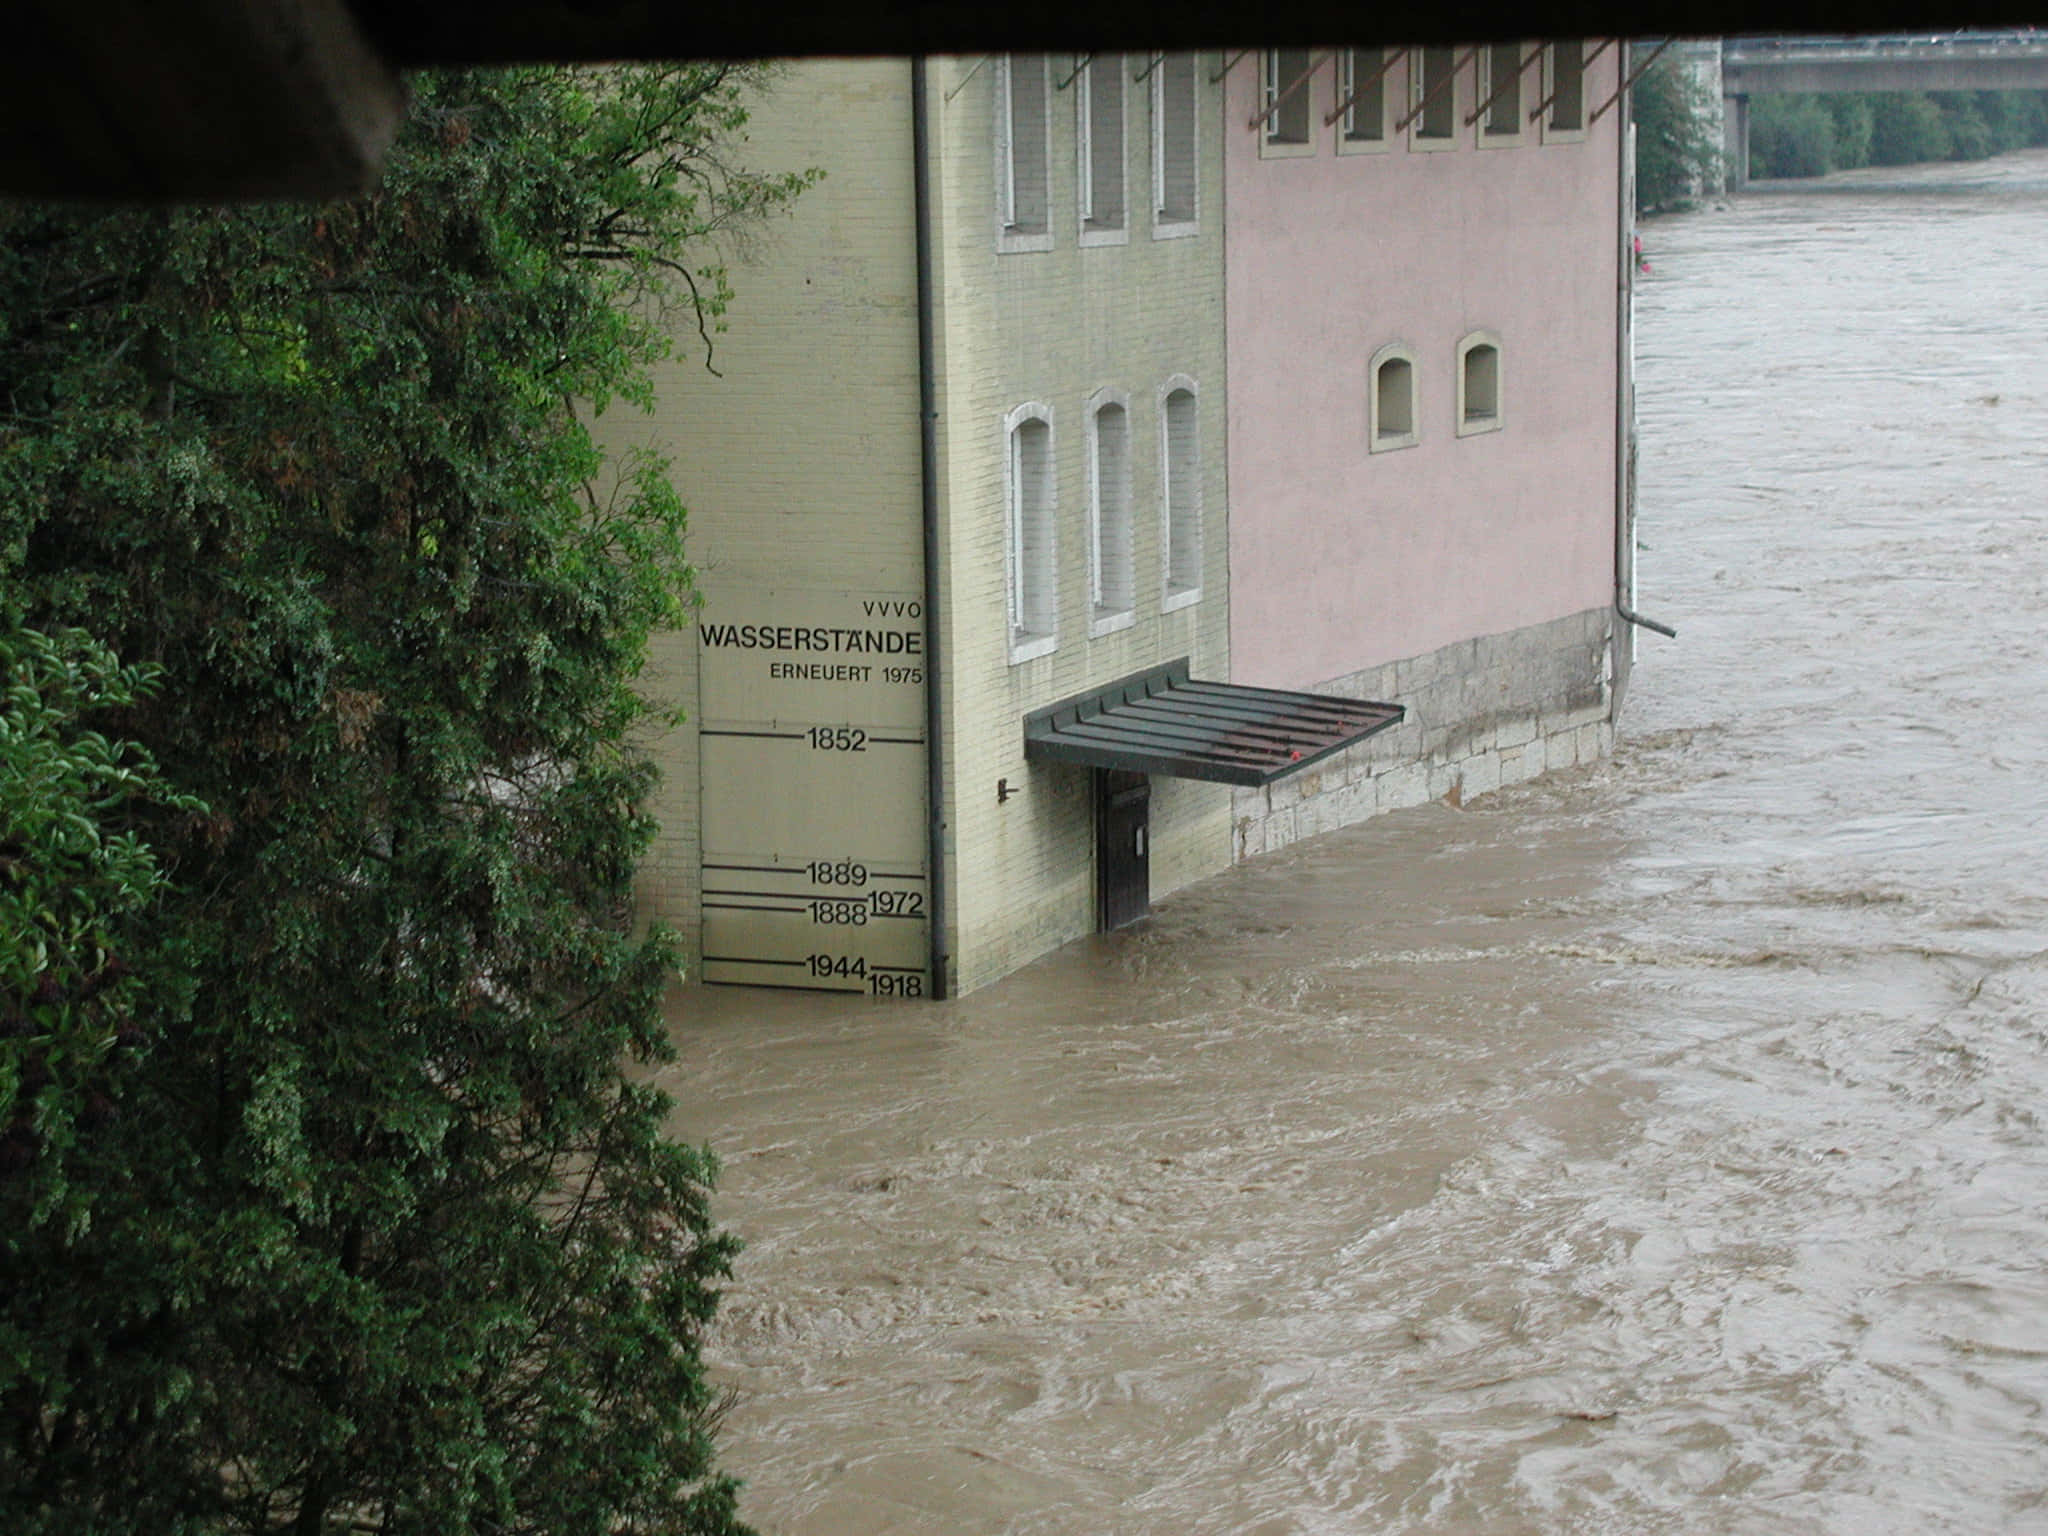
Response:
1006,406,1057,661
998,55,1051,248
1480,43,1528,144
1546,41,1586,137
1370,344,1418,452
1261,49,1313,153
1089,395,1134,633
1078,54,1126,240
1338,47,1390,151
1153,52,1198,231
1457,332,1503,435
1411,46,1457,145
1161,382,1202,607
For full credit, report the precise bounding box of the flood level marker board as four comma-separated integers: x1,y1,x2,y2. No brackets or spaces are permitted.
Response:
696,589,930,995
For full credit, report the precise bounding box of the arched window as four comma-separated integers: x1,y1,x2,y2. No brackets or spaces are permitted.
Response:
1370,344,1418,452
1160,379,1202,607
1005,404,1057,661
1457,331,1503,436
1088,392,1135,634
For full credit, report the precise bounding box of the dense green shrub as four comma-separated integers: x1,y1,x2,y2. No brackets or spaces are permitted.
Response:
1932,90,1995,159
1751,95,1837,178
1868,93,1951,164
1825,94,1875,170
2,65,810,1536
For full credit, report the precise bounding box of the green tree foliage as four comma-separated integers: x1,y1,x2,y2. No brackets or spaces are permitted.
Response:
0,65,810,1534
1750,95,1838,179
1633,53,1722,213
1824,94,1875,170
0,619,198,1234
1868,92,1952,165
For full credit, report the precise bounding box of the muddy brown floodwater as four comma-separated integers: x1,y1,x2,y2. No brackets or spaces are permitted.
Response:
656,151,2048,1534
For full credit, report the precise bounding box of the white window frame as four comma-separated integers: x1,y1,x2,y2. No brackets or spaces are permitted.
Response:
1335,46,1396,155
1005,402,1058,663
1369,343,1419,453
1259,49,1317,159
1077,54,1128,246
1456,331,1504,436
1541,40,1590,144
1151,51,1200,237
1087,388,1136,636
1159,376,1203,611
1475,42,1532,148
1408,46,1462,152
996,55,1055,253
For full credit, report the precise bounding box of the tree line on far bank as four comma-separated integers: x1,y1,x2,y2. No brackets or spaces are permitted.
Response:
1631,52,2048,212
1748,88,2048,180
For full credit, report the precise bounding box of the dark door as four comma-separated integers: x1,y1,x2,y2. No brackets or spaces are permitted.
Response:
1095,769,1151,930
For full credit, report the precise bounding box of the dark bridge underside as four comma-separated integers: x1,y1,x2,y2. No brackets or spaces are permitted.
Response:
1025,660,1404,788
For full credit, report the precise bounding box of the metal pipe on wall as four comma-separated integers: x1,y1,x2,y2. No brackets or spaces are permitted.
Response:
912,55,952,999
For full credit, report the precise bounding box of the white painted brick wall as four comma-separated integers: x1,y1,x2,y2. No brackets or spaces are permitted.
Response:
926,54,1234,994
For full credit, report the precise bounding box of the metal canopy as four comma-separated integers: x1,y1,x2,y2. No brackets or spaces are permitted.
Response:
1023,660,1403,788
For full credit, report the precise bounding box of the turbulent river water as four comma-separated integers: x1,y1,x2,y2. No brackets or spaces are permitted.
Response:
657,151,2048,1534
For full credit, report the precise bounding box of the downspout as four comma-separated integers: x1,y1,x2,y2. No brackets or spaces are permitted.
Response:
912,56,951,1000
1612,42,1638,717
1613,46,1676,690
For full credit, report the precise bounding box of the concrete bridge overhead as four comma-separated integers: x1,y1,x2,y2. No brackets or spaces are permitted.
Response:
1722,33,2048,186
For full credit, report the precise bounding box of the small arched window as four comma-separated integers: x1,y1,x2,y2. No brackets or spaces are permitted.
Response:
1161,379,1202,608
1088,392,1135,634
1370,344,1418,452
1457,331,1503,436
1005,403,1057,662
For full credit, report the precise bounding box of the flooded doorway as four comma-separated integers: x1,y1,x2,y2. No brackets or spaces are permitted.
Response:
1094,768,1150,930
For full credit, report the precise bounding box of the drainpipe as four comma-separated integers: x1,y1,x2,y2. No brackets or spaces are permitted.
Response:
1613,47,1677,688
912,56,951,1000
1613,41,1638,718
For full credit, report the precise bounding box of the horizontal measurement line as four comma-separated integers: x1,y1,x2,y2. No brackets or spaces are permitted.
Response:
868,964,923,973
699,729,805,740
868,736,923,745
703,978,865,994
702,901,810,914
701,954,807,967
701,864,928,882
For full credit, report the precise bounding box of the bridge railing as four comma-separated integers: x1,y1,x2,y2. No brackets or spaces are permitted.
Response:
1727,32,2048,58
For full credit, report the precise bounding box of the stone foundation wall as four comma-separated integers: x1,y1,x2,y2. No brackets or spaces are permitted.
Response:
1233,607,1615,859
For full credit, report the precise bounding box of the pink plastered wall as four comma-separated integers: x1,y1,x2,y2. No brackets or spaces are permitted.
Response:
1225,50,1624,691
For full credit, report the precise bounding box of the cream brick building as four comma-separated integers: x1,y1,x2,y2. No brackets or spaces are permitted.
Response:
607,49,1636,999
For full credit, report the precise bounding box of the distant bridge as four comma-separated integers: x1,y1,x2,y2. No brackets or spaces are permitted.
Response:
1721,33,2048,186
